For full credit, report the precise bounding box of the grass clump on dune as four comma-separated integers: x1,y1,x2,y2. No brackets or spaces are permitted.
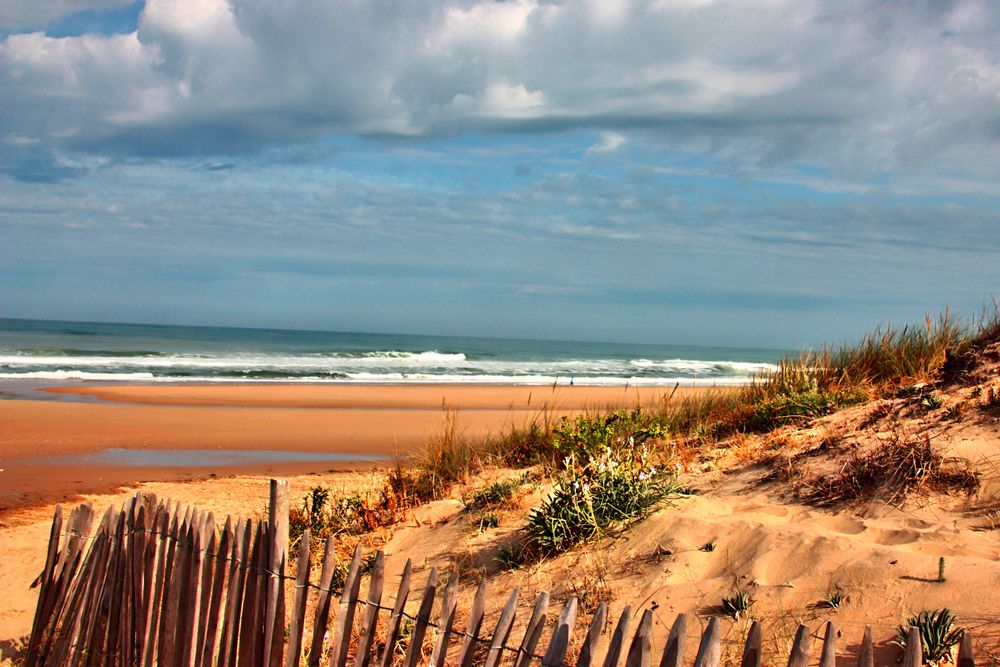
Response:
894,609,965,663
802,432,979,507
526,443,678,554
408,406,483,499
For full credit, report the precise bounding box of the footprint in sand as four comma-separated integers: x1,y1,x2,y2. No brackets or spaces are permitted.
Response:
831,516,867,535
735,503,790,518
874,528,921,545
802,513,867,535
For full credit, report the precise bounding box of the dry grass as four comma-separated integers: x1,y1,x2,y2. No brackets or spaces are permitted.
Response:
409,406,483,498
802,432,979,507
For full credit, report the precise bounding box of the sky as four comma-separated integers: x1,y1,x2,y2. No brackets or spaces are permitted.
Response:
1,0,998,349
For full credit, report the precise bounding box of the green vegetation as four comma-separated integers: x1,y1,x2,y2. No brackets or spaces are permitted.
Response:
463,475,526,510
551,409,666,460
526,443,677,554
476,513,500,532
721,590,755,620
894,609,964,663
818,589,845,610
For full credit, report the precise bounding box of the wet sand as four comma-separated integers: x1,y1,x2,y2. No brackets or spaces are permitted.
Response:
1,384,709,513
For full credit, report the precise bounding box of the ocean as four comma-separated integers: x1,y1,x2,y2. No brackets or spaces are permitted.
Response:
0,318,785,386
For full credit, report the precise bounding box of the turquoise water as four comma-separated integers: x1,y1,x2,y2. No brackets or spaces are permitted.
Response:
0,318,787,386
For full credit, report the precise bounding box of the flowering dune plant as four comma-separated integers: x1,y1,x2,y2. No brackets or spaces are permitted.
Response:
527,441,677,554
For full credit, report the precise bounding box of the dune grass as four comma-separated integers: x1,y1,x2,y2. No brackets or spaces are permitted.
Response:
802,431,979,507
385,304,999,552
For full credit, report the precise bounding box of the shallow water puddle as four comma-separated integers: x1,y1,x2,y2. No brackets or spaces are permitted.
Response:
27,447,389,468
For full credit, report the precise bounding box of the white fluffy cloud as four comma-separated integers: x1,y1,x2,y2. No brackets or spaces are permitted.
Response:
587,131,627,154
1,0,999,181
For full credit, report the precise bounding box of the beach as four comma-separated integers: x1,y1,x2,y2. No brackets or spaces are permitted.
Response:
0,383,706,513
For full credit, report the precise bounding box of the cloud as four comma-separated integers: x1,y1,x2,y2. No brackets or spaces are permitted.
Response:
586,131,627,155
0,0,997,183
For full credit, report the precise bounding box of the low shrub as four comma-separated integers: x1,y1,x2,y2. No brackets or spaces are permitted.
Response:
463,477,522,510
526,444,676,554
740,386,869,431
803,433,979,507
476,513,500,532
894,609,964,663
721,590,754,620
552,409,667,462
288,466,430,551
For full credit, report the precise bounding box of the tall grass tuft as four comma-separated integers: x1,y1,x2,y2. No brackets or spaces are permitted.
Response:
409,406,482,498
803,432,979,507
832,312,966,389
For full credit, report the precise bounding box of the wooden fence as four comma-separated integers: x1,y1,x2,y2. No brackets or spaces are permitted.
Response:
25,480,981,667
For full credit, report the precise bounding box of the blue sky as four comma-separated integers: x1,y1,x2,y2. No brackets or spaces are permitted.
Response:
1,0,998,349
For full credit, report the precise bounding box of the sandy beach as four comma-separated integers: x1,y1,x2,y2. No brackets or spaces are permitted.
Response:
0,383,705,513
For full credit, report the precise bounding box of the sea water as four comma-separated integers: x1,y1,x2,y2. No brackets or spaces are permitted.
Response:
0,318,786,386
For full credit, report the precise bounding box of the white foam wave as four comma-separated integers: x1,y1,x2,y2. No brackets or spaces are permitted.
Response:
0,370,158,381
0,351,470,370
0,353,773,375
0,370,756,386
629,358,776,373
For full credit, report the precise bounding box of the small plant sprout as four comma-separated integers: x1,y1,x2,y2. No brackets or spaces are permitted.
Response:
721,590,754,620
938,556,946,583
700,540,716,552
476,513,500,532
818,589,845,610
921,392,943,410
495,543,524,570
894,609,964,663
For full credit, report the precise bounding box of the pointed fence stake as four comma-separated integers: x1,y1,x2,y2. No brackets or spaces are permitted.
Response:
603,606,632,667
379,559,414,667
957,630,975,667
901,627,923,667
354,551,386,667
513,592,550,667
786,624,811,667
541,597,578,667
857,625,874,667
307,536,339,667
285,530,312,667
457,580,488,667
402,568,439,667
577,602,608,667
429,570,462,667
484,587,520,667
819,621,836,667
740,621,762,667
624,609,654,667
693,618,721,667
660,614,687,667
